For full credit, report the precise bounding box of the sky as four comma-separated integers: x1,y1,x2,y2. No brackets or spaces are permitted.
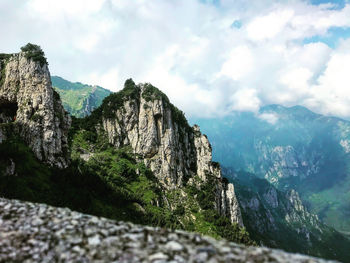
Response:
1,0,350,119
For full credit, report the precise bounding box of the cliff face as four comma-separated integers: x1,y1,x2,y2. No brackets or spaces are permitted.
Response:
102,88,197,187
238,185,320,237
96,81,242,226
0,48,70,168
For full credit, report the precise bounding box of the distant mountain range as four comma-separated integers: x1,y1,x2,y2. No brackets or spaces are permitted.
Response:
191,105,350,235
51,76,111,118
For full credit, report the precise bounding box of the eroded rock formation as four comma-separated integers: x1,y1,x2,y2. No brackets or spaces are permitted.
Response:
99,81,243,226
0,48,70,168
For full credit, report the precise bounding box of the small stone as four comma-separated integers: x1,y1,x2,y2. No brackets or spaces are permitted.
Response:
165,241,184,252
84,227,97,236
195,252,208,262
31,218,44,226
197,246,216,256
69,236,83,245
173,255,187,263
149,252,169,261
88,235,100,246
72,246,83,254
219,246,231,253
99,229,109,237
123,233,143,242
70,219,78,225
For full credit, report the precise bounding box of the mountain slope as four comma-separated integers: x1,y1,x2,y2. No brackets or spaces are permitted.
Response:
52,76,111,117
223,168,350,261
191,105,350,234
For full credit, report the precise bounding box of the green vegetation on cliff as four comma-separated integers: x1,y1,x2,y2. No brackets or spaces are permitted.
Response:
20,43,48,66
0,135,253,245
98,78,140,119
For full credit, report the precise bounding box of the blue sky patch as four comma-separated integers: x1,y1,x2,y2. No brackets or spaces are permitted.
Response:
199,0,220,6
310,0,347,9
303,27,350,48
231,20,242,29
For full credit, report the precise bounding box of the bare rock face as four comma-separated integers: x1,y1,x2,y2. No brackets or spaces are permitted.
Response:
285,189,319,228
100,81,243,226
218,182,244,227
0,49,70,168
102,93,197,188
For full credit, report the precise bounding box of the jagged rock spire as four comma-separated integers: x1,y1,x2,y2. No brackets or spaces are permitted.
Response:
0,45,70,168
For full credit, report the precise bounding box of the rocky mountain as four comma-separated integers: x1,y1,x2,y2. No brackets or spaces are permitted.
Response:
0,197,336,263
0,44,70,168
223,168,350,261
191,105,350,234
1,44,349,262
73,79,243,227
0,44,252,254
52,76,111,118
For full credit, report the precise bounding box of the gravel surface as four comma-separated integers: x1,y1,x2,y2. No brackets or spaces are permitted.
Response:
0,198,337,263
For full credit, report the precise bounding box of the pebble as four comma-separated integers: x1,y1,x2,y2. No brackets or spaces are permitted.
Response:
0,197,337,263
88,235,101,246
165,241,184,252
149,252,169,261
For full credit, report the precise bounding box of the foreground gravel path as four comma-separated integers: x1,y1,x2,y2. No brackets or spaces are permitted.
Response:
0,198,336,263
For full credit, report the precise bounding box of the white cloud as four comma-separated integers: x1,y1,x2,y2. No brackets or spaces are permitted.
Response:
279,67,312,99
27,0,105,19
258,112,279,125
2,0,350,119
218,46,254,80
306,39,350,118
246,9,294,41
229,89,261,112
84,67,120,92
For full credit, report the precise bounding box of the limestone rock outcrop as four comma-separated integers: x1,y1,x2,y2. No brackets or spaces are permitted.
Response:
0,48,70,168
285,189,320,228
99,81,243,225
